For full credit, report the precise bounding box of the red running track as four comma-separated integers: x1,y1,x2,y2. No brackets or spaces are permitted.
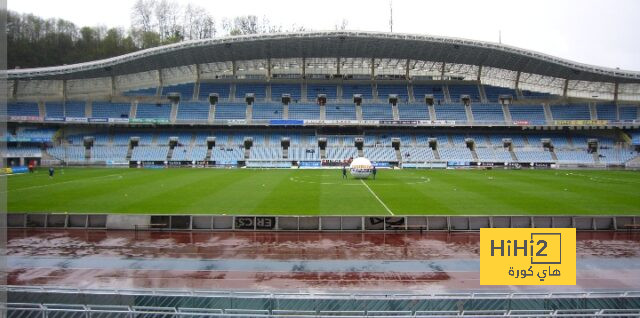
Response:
7,229,640,292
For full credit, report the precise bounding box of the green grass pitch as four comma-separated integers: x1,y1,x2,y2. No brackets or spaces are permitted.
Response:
6,168,640,215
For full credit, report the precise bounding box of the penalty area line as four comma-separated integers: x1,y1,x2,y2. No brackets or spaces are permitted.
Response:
360,179,394,216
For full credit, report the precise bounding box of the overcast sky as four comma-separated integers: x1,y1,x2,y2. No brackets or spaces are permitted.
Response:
8,0,640,71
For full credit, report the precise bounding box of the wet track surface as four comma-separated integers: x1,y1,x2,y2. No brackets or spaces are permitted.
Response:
6,229,640,293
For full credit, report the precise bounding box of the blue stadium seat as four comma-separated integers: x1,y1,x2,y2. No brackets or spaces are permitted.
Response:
619,106,638,121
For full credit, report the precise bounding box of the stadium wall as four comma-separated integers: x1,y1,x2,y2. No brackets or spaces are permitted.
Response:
7,213,639,231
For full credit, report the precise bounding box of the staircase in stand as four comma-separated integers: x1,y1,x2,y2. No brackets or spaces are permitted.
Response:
509,150,518,161
205,148,213,161
167,147,174,161
433,148,441,160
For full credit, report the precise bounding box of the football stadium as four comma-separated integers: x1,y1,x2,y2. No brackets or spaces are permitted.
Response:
3,20,640,318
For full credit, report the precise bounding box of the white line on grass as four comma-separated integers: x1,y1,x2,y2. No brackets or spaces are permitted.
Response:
4,173,127,193
360,179,394,216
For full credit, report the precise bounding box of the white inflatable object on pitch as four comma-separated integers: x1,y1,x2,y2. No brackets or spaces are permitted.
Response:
349,157,373,179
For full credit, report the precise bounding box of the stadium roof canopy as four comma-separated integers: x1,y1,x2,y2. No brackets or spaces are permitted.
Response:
8,31,640,83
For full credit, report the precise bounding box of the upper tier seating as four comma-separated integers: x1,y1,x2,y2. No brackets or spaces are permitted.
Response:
199,83,231,100
215,103,247,120
412,85,445,102
236,84,267,99
325,104,357,120
434,104,467,121
92,102,131,118
252,103,283,120
550,104,591,120
289,104,320,120
177,102,209,121
377,84,409,102
6,102,39,117
448,84,481,102
342,84,373,100
509,105,546,124
596,104,617,121
307,84,338,100
136,103,171,119
123,87,157,97
619,106,638,121
483,85,516,102
361,104,393,120
398,104,429,120
471,103,505,122
271,84,302,101
162,83,195,99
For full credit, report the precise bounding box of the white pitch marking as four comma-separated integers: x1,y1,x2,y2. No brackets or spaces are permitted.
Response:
360,179,394,216
5,173,128,193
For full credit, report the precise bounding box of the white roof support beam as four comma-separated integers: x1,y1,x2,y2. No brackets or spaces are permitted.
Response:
515,71,521,89
477,65,482,81
614,82,619,102
405,59,411,80
563,79,569,98
371,57,375,80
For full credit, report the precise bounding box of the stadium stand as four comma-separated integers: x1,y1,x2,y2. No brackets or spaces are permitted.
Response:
161,83,195,99
550,104,591,120
212,147,244,162
252,103,283,120
131,146,169,161
288,103,320,120
177,102,210,121
376,84,409,101
400,147,435,162
123,87,157,97
412,84,445,102
434,104,467,121
236,83,267,99
596,104,617,120
438,146,473,161
397,104,429,120
271,84,302,101
448,84,481,102
135,103,172,119
514,148,554,162
91,146,128,161
92,102,131,118
325,146,358,160
471,103,505,122
199,83,230,100
483,85,516,102
215,103,247,120
520,89,553,99
325,104,357,120
363,147,397,161
289,147,320,161
508,104,546,124
619,106,638,121
476,147,513,162
361,104,393,120
306,84,337,100
342,84,373,99
7,102,39,117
